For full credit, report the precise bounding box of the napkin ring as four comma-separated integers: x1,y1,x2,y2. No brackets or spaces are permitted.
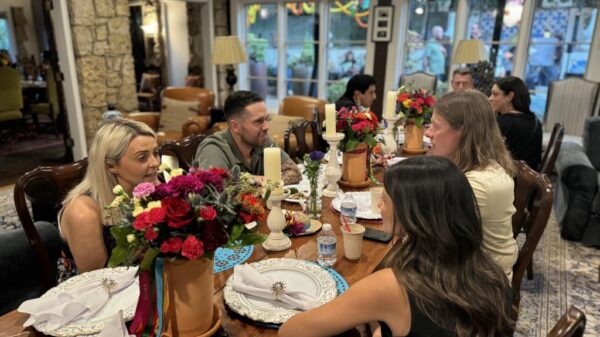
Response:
101,277,117,294
271,281,286,299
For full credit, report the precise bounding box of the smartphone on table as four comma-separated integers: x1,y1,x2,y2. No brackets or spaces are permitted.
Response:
363,227,392,243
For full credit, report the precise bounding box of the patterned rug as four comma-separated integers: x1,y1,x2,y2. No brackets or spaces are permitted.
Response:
0,134,63,156
0,188,598,335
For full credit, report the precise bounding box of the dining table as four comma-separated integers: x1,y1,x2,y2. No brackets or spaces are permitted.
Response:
0,168,396,337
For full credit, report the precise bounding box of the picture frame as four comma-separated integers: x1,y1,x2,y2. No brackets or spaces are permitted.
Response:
372,5,394,42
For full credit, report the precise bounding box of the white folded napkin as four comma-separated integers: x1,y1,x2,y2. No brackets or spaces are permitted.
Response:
19,267,139,331
97,310,135,337
232,264,319,311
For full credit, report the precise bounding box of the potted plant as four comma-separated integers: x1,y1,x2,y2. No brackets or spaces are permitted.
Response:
247,33,268,98
395,86,436,153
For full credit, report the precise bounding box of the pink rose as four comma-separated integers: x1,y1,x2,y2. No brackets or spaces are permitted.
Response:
133,182,155,198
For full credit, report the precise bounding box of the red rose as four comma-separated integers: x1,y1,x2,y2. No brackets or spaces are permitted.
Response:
199,206,217,221
133,211,151,230
162,197,193,228
181,235,204,260
208,167,229,178
144,228,158,241
147,207,166,224
160,237,183,254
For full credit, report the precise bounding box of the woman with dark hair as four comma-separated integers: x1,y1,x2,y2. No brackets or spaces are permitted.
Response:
335,74,376,112
279,156,513,337
489,76,542,169
425,90,518,279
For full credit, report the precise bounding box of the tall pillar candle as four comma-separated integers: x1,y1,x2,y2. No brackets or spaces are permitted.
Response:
384,91,397,118
325,103,336,136
264,147,283,195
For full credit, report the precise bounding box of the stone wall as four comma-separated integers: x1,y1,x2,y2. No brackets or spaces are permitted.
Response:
67,0,137,144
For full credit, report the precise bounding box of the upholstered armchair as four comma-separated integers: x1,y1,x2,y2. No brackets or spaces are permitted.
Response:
554,116,600,247
399,71,437,94
30,67,59,134
127,87,214,144
0,66,23,123
544,78,600,145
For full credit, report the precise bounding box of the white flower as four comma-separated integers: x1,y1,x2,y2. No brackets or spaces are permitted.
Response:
126,234,136,243
170,168,184,177
112,185,125,195
110,195,124,208
147,201,162,210
159,163,172,172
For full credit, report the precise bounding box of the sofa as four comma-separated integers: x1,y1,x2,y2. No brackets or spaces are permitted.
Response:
554,116,600,247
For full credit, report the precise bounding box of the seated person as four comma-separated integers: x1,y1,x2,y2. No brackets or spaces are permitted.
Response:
334,74,376,112
425,90,518,279
489,76,542,170
59,119,159,279
279,156,513,337
195,90,301,185
450,67,474,91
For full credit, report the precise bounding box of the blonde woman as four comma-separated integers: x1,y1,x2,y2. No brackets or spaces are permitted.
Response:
425,90,518,279
59,119,159,277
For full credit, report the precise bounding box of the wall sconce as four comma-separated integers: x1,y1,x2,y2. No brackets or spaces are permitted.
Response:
211,36,248,92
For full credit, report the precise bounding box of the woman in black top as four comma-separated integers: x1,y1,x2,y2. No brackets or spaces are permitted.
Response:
279,156,513,337
489,76,542,170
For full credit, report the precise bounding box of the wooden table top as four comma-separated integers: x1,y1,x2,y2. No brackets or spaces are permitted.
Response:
0,180,393,337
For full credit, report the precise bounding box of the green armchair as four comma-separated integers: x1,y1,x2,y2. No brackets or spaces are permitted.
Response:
0,66,23,123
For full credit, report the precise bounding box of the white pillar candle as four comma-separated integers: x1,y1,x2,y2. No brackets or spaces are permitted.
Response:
384,91,397,118
325,103,336,136
264,147,283,195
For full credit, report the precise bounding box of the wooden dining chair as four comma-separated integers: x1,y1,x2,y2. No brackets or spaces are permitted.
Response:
284,119,320,163
539,123,565,175
13,159,88,292
159,133,206,171
511,160,553,313
547,305,586,337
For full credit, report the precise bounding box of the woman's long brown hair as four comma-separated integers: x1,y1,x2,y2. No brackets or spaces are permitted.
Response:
382,156,514,337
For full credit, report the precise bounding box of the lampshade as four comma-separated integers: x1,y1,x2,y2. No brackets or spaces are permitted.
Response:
452,39,487,64
211,36,247,65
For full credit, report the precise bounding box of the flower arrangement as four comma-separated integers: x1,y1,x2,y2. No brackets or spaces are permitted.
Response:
283,211,312,236
303,151,324,219
107,166,267,270
396,86,436,127
336,106,380,152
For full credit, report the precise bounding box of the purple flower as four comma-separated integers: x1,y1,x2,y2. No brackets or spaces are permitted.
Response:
194,171,225,192
309,151,325,162
132,182,155,199
165,175,204,196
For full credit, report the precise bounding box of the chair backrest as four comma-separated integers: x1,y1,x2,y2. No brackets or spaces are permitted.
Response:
547,305,586,337
284,120,319,162
399,71,437,94
162,87,215,117
511,160,552,309
45,67,59,116
13,159,88,291
0,66,23,111
544,78,600,137
159,133,206,171
539,123,565,175
279,95,326,124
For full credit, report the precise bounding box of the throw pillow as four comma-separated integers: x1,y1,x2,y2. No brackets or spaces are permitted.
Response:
159,97,200,133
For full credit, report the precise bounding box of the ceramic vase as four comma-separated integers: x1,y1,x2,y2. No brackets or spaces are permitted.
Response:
404,119,425,152
341,142,368,184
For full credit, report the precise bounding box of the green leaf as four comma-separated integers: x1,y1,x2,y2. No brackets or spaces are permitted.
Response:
415,116,424,128
107,246,128,267
139,248,160,271
230,224,244,241
345,139,359,152
110,226,133,247
236,233,266,246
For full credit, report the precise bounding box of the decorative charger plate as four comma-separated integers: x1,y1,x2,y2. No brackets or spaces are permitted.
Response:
283,210,322,236
223,258,337,324
332,192,382,220
34,267,139,337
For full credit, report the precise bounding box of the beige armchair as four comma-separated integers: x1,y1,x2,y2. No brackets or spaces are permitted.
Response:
127,87,214,144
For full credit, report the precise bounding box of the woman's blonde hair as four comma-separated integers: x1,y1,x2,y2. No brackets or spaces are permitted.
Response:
62,119,156,223
435,90,515,175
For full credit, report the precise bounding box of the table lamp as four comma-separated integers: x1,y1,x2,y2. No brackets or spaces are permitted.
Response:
211,36,248,92
452,39,494,96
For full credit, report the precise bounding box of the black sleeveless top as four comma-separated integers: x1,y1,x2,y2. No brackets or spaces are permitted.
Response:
380,292,453,337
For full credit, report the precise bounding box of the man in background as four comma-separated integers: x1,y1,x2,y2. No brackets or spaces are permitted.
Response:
423,26,447,81
451,67,475,92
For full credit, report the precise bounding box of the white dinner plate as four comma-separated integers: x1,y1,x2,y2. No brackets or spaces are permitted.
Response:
34,267,139,337
387,156,407,166
331,192,382,220
223,258,337,324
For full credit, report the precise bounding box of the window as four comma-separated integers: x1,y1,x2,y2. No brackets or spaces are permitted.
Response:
241,1,371,108
403,0,457,95
0,15,14,64
525,0,598,118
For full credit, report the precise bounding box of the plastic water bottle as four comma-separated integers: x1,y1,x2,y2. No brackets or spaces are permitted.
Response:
340,192,358,225
317,223,337,267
